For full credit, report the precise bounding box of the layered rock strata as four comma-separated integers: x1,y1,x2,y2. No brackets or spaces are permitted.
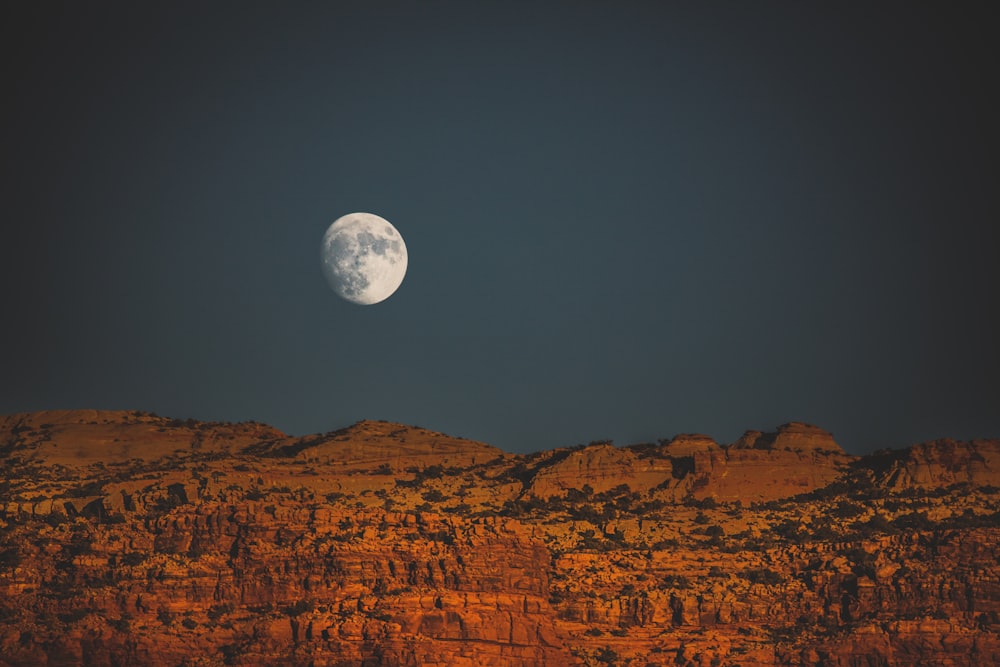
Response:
1,411,998,666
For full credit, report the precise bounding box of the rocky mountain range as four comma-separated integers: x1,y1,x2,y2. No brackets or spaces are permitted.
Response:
1,410,998,666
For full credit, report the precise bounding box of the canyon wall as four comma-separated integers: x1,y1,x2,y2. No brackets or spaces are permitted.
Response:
1,412,998,666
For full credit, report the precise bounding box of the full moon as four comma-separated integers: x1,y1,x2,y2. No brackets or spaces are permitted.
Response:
320,212,408,305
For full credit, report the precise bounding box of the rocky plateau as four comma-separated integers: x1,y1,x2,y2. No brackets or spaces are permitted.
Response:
1,410,998,666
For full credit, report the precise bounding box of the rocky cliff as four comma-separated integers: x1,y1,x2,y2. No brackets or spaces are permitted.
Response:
1,411,998,666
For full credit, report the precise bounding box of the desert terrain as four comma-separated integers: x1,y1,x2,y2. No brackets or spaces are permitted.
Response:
1,410,998,666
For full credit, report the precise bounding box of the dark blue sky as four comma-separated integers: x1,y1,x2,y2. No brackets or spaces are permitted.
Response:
3,2,998,454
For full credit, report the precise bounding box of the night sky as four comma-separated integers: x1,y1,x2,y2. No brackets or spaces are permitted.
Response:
3,2,998,455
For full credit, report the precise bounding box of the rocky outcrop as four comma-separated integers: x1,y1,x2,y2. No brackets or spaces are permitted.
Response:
258,420,506,472
1,411,998,666
732,422,844,453
862,438,1000,491
662,434,719,456
525,434,851,503
0,409,285,465
669,446,853,502
0,508,570,666
526,444,673,499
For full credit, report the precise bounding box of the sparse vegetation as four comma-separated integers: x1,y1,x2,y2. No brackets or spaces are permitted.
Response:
2,412,1000,665
420,489,447,503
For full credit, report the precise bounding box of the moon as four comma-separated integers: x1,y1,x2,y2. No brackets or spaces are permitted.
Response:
320,212,408,305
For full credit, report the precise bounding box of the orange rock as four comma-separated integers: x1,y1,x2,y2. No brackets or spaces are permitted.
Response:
0,410,998,666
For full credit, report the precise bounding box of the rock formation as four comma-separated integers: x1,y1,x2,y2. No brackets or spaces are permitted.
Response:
1,410,998,666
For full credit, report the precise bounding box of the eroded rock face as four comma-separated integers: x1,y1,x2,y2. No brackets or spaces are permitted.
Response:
733,422,845,453
250,420,506,472
0,410,285,465
523,430,852,504
863,438,1000,490
662,434,719,457
1,412,998,666
676,446,852,502
527,444,674,499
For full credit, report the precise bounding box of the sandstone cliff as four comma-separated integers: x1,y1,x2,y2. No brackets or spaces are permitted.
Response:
861,438,1000,490
1,411,998,666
